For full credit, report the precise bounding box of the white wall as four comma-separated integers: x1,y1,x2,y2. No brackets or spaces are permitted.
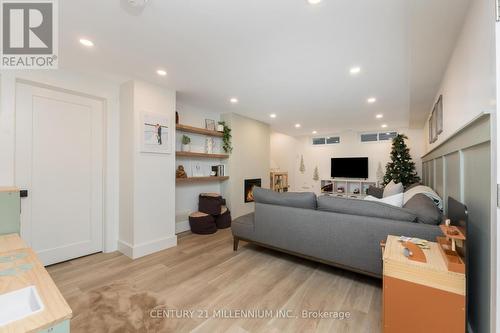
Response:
423,0,496,153
118,80,177,259
222,113,270,218
271,128,424,194
0,70,121,252
175,103,223,233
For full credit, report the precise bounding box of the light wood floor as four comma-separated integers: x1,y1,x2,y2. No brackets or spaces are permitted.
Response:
47,229,382,333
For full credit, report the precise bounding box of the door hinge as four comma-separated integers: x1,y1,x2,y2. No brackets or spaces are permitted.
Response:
497,184,500,207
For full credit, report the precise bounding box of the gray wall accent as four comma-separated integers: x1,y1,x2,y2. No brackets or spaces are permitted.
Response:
445,152,461,212
463,142,491,333
422,113,491,333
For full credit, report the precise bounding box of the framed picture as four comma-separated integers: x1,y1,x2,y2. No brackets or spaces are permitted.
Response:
205,119,216,131
429,107,438,144
141,111,171,154
436,95,443,135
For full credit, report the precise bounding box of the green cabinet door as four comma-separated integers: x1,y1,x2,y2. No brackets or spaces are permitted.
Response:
0,190,21,235
37,319,70,333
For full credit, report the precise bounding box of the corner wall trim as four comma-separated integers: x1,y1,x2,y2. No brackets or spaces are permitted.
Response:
118,236,178,259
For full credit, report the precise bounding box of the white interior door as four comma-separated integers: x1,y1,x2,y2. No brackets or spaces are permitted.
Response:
15,82,104,266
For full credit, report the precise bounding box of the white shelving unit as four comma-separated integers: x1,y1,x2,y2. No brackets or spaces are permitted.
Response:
321,179,377,199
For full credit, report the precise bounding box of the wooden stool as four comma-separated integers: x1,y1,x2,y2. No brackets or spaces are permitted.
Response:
215,206,232,229
199,193,223,216
189,212,217,235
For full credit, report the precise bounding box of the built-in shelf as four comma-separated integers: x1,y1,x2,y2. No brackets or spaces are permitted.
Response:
176,176,229,184
176,151,229,159
176,124,223,137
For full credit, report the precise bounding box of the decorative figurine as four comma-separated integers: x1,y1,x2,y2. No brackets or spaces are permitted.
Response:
176,165,188,178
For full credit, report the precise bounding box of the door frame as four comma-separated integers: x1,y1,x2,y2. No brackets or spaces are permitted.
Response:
15,78,108,258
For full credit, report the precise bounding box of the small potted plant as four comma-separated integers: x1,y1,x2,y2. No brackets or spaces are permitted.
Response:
181,135,191,152
218,121,233,154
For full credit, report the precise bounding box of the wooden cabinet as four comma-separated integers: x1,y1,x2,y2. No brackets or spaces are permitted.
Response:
382,235,465,332
0,187,20,235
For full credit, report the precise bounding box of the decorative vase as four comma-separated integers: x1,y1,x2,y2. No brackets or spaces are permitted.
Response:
205,138,214,154
217,124,224,132
181,144,190,152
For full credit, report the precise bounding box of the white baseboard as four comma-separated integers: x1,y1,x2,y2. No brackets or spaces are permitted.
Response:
176,220,191,234
118,235,177,259
117,240,133,258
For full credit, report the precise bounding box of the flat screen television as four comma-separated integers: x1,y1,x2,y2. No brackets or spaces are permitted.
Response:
331,157,368,179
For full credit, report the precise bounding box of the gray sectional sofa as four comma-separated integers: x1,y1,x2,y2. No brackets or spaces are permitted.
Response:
232,187,443,277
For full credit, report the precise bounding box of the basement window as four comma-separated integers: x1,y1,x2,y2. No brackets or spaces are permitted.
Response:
312,136,340,146
361,131,398,143
378,132,398,141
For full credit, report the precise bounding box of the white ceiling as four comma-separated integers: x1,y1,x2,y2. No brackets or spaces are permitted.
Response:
60,0,470,135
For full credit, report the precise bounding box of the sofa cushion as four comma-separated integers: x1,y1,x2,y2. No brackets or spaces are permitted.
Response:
366,186,384,199
383,180,404,197
317,195,417,222
253,187,317,209
403,193,442,225
364,193,404,207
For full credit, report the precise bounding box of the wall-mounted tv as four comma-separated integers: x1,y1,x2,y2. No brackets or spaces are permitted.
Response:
331,157,368,179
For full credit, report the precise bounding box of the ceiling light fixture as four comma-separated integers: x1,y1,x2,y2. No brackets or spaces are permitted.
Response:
156,69,167,76
295,124,301,128
349,67,361,75
367,97,377,104
381,124,388,128
307,0,322,4
230,98,239,104
376,114,383,119
79,38,94,47
270,114,277,119
312,130,318,134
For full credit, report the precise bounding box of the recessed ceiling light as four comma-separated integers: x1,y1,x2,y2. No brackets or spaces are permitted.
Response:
376,114,383,119
295,124,301,128
307,0,322,4
312,130,317,134
230,98,239,104
79,38,94,47
350,67,361,75
367,97,377,104
156,69,167,76
270,114,277,118
381,124,388,128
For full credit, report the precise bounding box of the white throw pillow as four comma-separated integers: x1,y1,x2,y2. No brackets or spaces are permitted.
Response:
383,180,404,198
365,193,404,207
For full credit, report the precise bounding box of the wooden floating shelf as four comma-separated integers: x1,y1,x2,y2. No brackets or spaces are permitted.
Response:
176,176,229,184
176,124,223,137
176,151,229,159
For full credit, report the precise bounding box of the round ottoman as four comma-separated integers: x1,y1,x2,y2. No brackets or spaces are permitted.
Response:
199,193,223,215
189,212,217,235
215,206,232,229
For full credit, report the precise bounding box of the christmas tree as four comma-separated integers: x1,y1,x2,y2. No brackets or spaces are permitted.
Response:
383,134,420,187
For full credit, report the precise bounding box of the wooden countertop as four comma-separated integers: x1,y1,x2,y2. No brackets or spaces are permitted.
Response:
0,234,72,333
383,235,465,296
0,187,20,193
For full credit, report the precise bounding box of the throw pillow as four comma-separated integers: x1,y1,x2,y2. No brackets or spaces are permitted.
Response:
365,192,404,207
366,186,384,199
403,193,442,225
383,180,404,198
